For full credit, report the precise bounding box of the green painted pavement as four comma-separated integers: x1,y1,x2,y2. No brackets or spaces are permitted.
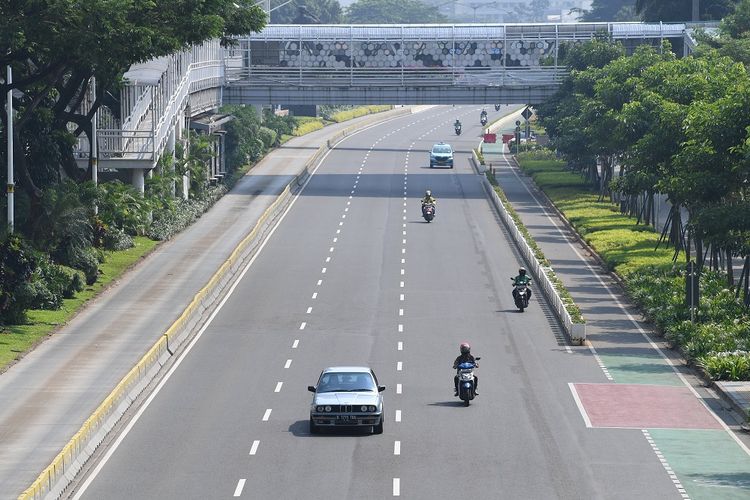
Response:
598,353,683,386
649,429,750,499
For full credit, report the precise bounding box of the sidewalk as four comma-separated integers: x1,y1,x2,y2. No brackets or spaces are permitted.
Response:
481,130,750,420
0,108,413,498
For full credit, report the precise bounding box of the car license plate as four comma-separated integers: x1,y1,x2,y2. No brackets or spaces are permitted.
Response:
337,415,356,422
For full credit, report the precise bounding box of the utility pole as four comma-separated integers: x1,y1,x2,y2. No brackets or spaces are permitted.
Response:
692,0,699,21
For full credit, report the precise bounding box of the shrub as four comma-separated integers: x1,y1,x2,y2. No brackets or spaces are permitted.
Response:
148,185,227,241
98,180,152,235
258,126,278,149
0,235,38,324
102,227,135,251
62,246,100,285
293,117,325,136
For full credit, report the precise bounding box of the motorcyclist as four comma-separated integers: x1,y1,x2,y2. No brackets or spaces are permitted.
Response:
422,189,436,206
512,267,532,300
454,119,461,129
421,190,436,216
453,342,478,396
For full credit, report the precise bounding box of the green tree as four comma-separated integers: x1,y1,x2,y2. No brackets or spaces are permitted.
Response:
577,0,639,21
635,0,737,21
0,0,266,203
345,0,446,23
271,0,343,23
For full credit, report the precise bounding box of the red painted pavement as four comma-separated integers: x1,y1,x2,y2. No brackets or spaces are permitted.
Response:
573,383,722,430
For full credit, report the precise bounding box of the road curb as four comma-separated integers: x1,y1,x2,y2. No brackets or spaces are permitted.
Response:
19,106,414,500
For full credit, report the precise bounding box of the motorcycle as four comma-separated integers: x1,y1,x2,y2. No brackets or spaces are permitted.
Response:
494,104,501,111
455,124,462,135
422,202,435,222
480,114,487,126
455,357,480,406
512,280,531,312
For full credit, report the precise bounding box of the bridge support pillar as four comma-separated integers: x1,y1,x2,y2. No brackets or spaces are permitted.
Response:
167,125,177,197
254,104,263,122
132,168,145,195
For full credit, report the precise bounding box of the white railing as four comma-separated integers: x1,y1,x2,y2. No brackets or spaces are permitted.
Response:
226,65,567,87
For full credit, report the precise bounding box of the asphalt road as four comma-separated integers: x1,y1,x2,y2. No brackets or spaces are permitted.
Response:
69,107,684,500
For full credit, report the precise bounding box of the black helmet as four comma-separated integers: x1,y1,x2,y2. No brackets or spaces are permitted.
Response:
460,342,471,354
519,268,526,276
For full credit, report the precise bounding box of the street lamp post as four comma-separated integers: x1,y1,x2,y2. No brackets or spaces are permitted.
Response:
6,64,13,233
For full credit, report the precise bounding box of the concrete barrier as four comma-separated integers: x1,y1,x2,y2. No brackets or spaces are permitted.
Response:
19,105,415,500
471,155,586,345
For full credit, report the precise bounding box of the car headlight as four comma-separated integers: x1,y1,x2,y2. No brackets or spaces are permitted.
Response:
316,406,324,412
360,405,368,412
325,405,332,412
369,405,377,412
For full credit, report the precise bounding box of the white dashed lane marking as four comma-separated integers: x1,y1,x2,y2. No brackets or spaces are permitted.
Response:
398,341,403,350
397,383,402,394
312,292,317,299
394,441,401,455
284,359,292,368
262,409,272,421
274,382,283,393
234,479,246,497
397,362,403,371
395,410,402,422
299,322,306,330
292,339,299,348
306,307,312,314
249,440,260,456
393,478,400,497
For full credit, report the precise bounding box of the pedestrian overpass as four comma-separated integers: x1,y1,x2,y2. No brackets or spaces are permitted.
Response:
74,22,706,184
223,22,701,105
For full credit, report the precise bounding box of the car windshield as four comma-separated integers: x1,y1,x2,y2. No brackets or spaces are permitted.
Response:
433,145,451,154
317,372,377,392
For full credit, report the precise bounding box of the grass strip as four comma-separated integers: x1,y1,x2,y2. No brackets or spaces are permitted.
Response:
0,237,159,371
513,153,750,384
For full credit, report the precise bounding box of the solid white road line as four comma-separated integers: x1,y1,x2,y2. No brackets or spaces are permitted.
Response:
292,339,299,349
396,384,402,394
234,479,246,497
249,440,260,456
395,410,402,422
299,322,306,330
567,383,592,428
284,359,292,368
394,441,401,455
274,382,283,393
262,409,272,421
393,478,400,496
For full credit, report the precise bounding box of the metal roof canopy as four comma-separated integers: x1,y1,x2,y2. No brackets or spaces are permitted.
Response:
122,57,170,86
245,22,692,42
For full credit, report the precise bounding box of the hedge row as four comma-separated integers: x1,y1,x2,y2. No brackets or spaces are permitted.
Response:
515,151,750,381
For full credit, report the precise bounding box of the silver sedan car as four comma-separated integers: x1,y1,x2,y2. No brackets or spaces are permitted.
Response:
308,366,385,434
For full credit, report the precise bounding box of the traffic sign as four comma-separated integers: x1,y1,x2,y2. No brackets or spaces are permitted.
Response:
521,106,533,121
